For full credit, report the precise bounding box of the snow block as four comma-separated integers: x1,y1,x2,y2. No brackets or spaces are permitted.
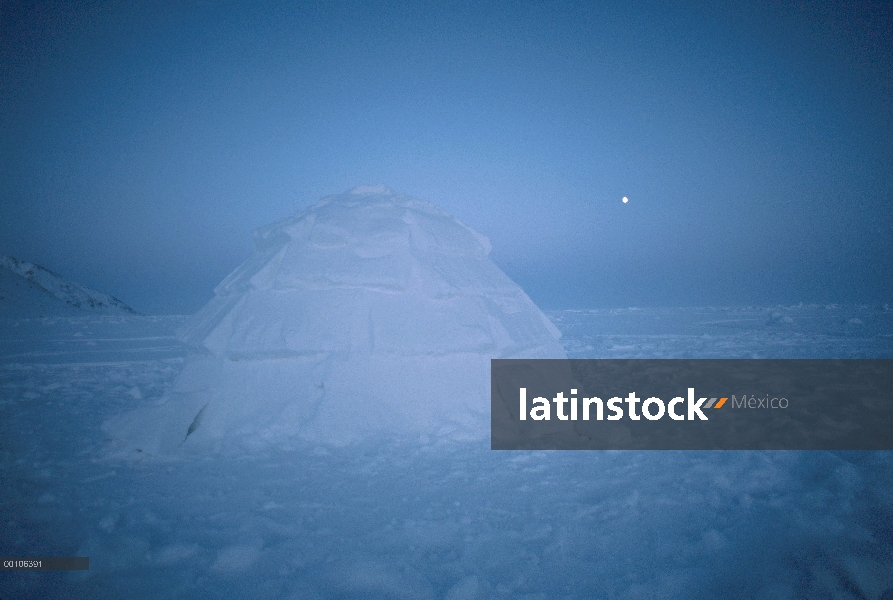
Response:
105,186,565,451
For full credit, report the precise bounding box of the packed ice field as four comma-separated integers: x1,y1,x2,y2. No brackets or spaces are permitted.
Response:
2,305,892,599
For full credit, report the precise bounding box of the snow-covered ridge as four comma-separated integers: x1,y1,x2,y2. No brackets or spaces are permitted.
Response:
0,255,137,314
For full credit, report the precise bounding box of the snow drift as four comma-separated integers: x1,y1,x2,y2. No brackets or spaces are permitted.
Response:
106,186,565,450
0,255,136,317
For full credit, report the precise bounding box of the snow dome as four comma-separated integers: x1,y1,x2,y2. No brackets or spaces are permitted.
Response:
106,186,565,451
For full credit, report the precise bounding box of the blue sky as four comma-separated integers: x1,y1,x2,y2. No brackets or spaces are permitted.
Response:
1,0,890,313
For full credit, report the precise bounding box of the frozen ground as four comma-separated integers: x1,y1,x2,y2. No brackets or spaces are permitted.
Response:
1,306,892,599
550,305,893,359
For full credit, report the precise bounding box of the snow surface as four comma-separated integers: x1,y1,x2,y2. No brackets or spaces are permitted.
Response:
0,256,137,317
105,188,565,452
1,305,892,599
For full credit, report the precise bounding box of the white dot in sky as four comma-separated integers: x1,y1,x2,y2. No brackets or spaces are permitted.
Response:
622,197,628,203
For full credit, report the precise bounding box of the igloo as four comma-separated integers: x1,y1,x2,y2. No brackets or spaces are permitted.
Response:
106,186,565,451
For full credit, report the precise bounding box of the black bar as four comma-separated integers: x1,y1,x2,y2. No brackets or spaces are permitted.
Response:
1,557,89,570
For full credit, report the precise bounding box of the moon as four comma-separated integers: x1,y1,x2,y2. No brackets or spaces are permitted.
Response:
622,197,628,203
